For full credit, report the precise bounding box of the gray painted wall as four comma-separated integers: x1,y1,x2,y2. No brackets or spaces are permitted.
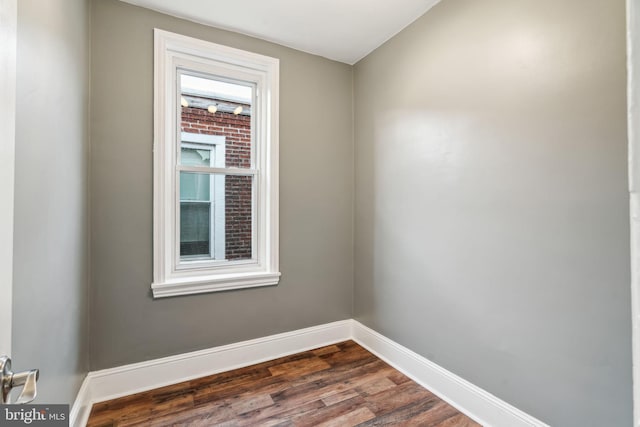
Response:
353,1,631,426
12,0,90,404
89,0,353,370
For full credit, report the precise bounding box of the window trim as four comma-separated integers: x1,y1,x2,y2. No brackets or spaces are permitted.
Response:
152,29,280,298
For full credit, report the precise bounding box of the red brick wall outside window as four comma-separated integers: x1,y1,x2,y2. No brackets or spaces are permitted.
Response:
181,104,252,260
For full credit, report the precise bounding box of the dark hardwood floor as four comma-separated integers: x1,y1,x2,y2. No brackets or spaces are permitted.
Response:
87,341,481,426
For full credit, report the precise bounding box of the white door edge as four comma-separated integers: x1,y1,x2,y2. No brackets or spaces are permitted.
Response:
0,0,17,357
628,0,640,425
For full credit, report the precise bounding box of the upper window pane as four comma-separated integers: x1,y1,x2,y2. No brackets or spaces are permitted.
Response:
180,73,253,169
181,147,211,167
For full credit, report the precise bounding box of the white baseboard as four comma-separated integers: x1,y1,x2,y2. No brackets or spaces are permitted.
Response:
69,376,92,427
351,321,549,427
87,320,352,403
70,319,547,427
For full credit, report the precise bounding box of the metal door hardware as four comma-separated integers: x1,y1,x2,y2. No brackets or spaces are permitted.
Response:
0,356,39,404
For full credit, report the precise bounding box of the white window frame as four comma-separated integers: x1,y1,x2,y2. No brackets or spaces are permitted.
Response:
153,29,280,298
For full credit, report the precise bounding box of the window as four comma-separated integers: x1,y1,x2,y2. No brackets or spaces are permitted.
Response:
153,29,280,298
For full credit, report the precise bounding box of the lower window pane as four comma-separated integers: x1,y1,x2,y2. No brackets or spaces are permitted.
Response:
180,202,211,257
179,172,253,262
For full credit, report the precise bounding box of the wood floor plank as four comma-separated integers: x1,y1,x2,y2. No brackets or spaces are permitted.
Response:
363,381,437,416
434,413,484,427
267,356,331,378
147,400,234,426
235,399,325,426
315,406,376,427
355,376,397,397
321,389,360,406
292,395,368,427
386,369,412,385
87,340,481,427
357,398,449,426
312,344,341,356
395,401,464,427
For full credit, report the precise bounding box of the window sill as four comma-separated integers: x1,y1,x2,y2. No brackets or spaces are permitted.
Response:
151,271,281,298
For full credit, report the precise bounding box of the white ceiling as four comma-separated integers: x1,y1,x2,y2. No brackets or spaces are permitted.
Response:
120,0,442,64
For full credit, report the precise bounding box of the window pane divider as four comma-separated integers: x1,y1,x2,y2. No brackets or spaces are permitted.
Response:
177,165,258,176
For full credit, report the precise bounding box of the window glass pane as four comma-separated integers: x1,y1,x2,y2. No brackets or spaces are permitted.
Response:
180,202,210,257
181,147,211,167
180,73,252,169
179,172,253,262
180,171,210,201
225,175,253,261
